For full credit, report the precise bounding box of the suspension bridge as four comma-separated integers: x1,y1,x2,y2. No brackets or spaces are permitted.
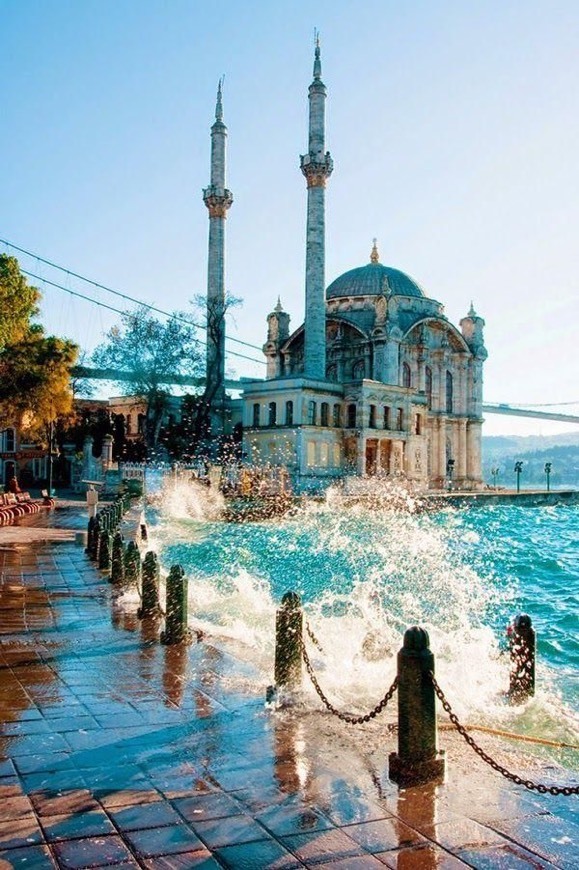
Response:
3,238,578,426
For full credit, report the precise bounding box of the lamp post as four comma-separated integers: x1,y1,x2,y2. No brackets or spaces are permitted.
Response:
491,466,499,489
514,460,523,494
446,458,455,491
544,462,552,492
47,419,54,497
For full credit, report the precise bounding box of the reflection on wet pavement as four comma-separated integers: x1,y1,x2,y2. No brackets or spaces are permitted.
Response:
0,520,578,868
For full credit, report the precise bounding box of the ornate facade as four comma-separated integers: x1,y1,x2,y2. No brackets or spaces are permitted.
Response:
230,45,487,490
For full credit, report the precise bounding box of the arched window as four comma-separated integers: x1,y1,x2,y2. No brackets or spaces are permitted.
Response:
326,364,337,382
347,403,357,428
333,404,341,427
352,359,365,380
307,400,317,425
252,403,260,427
268,401,277,426
396,408,404,430
383,406,390,429
320,402,329,427
285,400,293,426
415,414,422,435
126,414,132,435
369,405,376,428
446,371,453,414
402,362,411,388
3,428,16,452
425,366,432,409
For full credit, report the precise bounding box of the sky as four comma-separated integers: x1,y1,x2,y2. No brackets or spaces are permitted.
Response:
1,0,578,437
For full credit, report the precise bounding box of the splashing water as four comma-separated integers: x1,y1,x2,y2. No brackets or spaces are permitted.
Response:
148,479,579,751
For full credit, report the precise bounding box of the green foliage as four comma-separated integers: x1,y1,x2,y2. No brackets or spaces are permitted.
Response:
0,256,78,432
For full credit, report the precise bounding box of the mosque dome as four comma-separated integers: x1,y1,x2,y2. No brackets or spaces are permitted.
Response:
326,241,424,300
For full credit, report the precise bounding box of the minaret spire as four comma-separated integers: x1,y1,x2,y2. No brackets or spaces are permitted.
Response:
203,79,233,431
300,35,333,380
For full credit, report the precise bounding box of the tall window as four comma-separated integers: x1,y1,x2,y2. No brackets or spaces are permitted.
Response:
446,371,453,414
396,407,404,430
320,402,329,427
307,400,317,425
126,414,132,435
425,366,433,408
402,362,411,388
307,441,316,466
415,414,422,435
333,404,341,427
326,364,337,382
268,401,277,426
252,403,260,427
319,443,329,467
352,359,365,380
3,428,15,452
285,400,293,426
347,403,357,428
383,406,390,430
369,405,376,428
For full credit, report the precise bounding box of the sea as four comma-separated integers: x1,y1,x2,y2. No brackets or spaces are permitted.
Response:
148,479,579,766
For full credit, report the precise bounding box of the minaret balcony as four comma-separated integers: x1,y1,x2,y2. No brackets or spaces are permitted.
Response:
203,187,233,217
300,153,333,187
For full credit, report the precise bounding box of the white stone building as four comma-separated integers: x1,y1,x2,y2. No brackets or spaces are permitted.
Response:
204,43,487,491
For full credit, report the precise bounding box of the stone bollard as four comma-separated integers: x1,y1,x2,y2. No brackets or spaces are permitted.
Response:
86,516,95,554
138,551,162,618
508,614,535,703
161,565,192,645
98,531,112,571
111,532,125,586
91,515,103,562
124,541,142,588
389,627,445,786
269,592,303,699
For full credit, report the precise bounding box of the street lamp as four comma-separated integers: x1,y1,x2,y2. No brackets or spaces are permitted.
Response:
491,466,499,488
544,461,552,492
514,460,523,494
446,458,455,491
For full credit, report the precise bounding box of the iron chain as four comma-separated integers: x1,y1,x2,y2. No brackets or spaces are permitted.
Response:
301,640,398,725
305,621,324,653
429,671,579,797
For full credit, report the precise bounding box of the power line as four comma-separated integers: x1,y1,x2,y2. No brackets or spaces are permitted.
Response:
20,269,265,366
0,237,265,355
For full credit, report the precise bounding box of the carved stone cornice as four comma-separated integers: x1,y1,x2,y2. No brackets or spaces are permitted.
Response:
203,186,234,218
300,153,333,188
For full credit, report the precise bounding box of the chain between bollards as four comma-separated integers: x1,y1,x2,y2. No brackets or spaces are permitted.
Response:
429,671,579,796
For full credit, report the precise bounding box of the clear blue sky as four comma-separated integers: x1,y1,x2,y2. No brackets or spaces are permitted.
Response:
2,0,578,436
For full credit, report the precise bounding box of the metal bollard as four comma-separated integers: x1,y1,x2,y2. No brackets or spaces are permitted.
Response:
111,532,125,586
161,565,192,645
273,591,303,693
86,516,95,554
389,627,445,786
124,541,142,588
91,515,103,562
508,614,535,703
138,551,162,618
98,531,112,571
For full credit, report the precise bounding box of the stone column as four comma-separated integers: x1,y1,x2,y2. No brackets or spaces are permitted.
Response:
457,420,467,481
438,417,446,481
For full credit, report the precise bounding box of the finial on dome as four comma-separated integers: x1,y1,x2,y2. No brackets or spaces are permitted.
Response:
313,29,322,79
468,300,477,317
215,77,224,121
370,238,380,264
274,296,284,312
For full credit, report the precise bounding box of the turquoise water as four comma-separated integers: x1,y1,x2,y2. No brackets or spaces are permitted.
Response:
153,490,578,747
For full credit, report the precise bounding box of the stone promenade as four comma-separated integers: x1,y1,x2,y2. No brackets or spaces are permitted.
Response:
0,507,578,869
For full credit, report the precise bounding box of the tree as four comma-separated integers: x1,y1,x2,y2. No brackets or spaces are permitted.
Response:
0,255,78,434
92,307,203,454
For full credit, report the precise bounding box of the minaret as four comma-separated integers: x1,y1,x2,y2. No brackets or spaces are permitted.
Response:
300,36,333,380
203,80,233,419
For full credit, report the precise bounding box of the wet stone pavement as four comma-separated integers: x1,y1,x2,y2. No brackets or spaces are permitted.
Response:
0,511,578,869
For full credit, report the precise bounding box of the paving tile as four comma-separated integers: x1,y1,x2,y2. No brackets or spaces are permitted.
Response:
52,834,134,869
0,816,45,849
485,813,579,869
193,814,270,849
0,793,35,819
342,818,424,854
257,802,335,837
0,843,56,869
123,824,205,858
215,837,304,868
29,789,100,817
172,791,244,822
457,841,559,869
322,857,384,869
40,809,115,842
97,788,163,809
109,801,184,832
281,830,366,865
375,843,470,868
141,852,221,869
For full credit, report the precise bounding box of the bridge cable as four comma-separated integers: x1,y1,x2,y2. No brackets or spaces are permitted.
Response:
0,237,264,355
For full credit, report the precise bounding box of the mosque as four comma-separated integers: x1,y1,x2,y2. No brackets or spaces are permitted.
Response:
203,43,487,492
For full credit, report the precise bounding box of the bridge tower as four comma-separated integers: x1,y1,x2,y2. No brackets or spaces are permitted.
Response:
300,36,333,380
203,80,233,432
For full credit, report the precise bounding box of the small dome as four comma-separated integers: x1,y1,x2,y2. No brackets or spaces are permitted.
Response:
326,262,424,300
